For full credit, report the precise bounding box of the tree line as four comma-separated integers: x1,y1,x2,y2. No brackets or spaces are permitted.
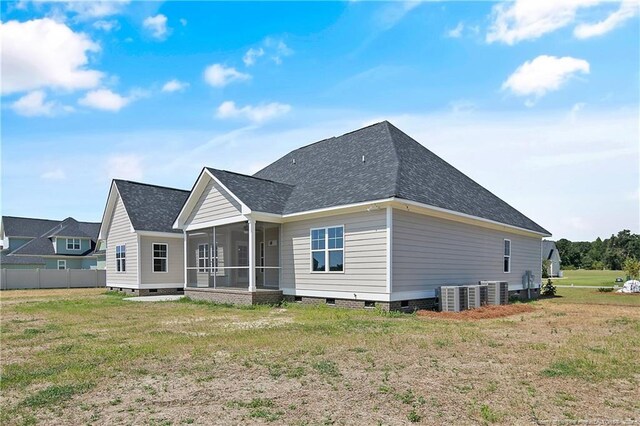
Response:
555,230,640,270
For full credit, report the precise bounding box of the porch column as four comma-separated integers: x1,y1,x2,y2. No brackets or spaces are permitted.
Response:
248,218,256,292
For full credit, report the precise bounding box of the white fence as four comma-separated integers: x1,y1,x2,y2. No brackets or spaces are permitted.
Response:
0,269,106,290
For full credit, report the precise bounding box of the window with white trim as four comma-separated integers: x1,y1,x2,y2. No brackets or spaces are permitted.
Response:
116,245,126,272
311,226,344,272
66,238,80,250
153,243,168,273
57,260,66,270
503,239,511,273
198,243,209,273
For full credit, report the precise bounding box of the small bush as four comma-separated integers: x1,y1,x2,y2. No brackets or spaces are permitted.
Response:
407,409,421,423
597,287,614,293
541,279,556,297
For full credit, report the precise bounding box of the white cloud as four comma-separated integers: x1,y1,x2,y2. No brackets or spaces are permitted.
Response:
216,101,291,123
0,18,103,95
161,79,189,93
486,0,599,45
93,19,119,32
63,0,130,20
204,64,251,88
179,18,187,27
41,168,66,181
446,22,464,38
502,55,590,102
264,38,294,65
11,91,58,117
574,0,638,38
78,89,133,112
243,47,264,66
143,14,170,40
106,154,144,181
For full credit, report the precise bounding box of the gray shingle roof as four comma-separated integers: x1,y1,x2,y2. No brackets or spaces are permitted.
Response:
114,180,190,233
542,240,558,260
1,251,45,265
249,121,549,234
2,216,62,238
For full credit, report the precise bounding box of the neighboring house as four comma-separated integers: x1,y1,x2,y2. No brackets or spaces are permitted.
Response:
542,240,562,277
172,121,551,309
0,216,103,270
97,180,190,295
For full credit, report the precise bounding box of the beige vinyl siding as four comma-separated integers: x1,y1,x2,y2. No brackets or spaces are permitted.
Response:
392,209,542,293
281,210,387,294
139,236,185,286
105,193,138,286
186,178,242,226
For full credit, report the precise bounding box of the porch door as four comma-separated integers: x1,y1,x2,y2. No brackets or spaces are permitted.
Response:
236,241,249,284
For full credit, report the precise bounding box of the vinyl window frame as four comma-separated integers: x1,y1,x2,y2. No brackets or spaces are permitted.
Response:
115,244,126,273
152,243,168,273
310,225,345,274
57,260,66,270
197,243,210,273
66,238,81,250
503,239,511,273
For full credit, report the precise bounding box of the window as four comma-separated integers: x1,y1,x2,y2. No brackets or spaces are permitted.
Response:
153,243,168,273
198,244,209,273
311,226,344,272
116,245,126,272
57,260,66,270
66,238,80,250
503,239,511,273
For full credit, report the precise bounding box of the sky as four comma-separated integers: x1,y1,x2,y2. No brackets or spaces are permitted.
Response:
1,0,639,241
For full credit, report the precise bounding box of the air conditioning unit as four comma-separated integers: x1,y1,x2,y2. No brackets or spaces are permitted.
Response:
480,281,509,305
440,286,468,312
465,285,482,309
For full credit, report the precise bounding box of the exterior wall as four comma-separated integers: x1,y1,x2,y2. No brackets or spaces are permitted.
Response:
105,193,139,287
392,209,542,294
186,178,242,227
45,258,84,269
54,238,92,255
139,235,185,287
8,238,32,252
2,263,44,270
281,209,387,297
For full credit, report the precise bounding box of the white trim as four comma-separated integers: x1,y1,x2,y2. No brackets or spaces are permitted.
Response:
66,238,81,251
183,215,246,232
183,231,188,288
57,259,67,270
136,234,141,283
151,242,169,273
281,288,438,302
309,225,345,274
115,244,126,273
386,206,392,294
137,231,184,238
204,169,252,215
503,238,511,273
98,183,136,241
107,283,185,290
248,218,256,291
282,199,393,220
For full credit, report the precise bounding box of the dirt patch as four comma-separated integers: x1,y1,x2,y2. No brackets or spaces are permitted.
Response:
417,303,536,320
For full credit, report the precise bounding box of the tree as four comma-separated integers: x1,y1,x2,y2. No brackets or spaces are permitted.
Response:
542,259,551,278
623,257,640,280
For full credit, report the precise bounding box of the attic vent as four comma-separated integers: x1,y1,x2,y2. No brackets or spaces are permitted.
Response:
362,155,365,163
292,158,296,165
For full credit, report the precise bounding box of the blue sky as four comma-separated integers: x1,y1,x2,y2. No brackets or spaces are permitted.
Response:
1,0,638,241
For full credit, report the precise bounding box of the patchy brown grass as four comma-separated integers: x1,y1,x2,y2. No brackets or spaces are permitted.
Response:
1,288,638,425
417,303,536,320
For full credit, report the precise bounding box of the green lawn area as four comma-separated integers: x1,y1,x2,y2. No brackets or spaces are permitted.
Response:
554,269,625,287
0,288,638,425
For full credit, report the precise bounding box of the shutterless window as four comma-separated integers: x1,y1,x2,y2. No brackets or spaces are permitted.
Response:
57,260,66,270
198,243,209,273
153,243,168,273
116,245,126,272
504,239,511,273
66,238,80,250
311,226,344,272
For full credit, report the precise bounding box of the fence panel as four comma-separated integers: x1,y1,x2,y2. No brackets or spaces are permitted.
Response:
0,269,106,290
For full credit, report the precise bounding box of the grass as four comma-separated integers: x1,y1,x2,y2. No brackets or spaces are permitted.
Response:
0,287,638,425
555,269,625,287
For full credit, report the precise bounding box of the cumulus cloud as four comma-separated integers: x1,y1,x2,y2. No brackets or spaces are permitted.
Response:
0,18,103,95
106,154,144,181
41,168,66,181
93,19,119,32
215,101,291,123
446,22,464,38
502,55,590,103
161,79,189,93
486,0,599,44
63,0,130,20
243,38,293,66
143,14,170,40
243,47,264,66
11,91,59,117
574,0,638,39
204,64,251,87
78,89,136,112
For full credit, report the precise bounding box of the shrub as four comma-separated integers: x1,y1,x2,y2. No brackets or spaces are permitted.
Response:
597,287,614,293
542,260,550,279
623,257,640,280
541,279,556,297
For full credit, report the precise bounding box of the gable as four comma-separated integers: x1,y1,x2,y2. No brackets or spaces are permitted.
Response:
108,192,134,240
186,177,243,227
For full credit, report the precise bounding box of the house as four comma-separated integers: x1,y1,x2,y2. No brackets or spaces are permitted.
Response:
0,216,103,270
542,240,562,277
98,180,190,295
172,121,551,309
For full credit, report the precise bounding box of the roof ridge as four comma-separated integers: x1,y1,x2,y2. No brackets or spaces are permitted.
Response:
209,168,295,187
382,121,402,198
114,179,190,193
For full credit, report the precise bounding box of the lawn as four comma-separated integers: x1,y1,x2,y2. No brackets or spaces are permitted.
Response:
0,288,638,425
554,269,625,287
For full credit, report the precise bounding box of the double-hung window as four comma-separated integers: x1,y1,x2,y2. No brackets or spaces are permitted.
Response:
153,243,168,273
66,238,80,250
503,239,511,273
311,226,344,273
198,243,209,273
57,260,66,270
116,245,126,272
